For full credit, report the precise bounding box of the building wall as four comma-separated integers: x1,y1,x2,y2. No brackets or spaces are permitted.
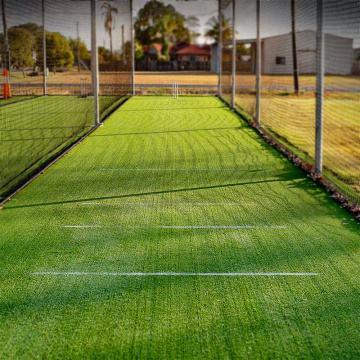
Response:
263,30,353,75
325,33,353,75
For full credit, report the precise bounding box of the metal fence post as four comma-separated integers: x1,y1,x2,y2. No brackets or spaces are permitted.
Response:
315,0,324,173
256,0,261,125
91,0,99,126
1,0,10,76
42,0,47,95
218,0,222,97
231,0,236,108
130,0,135,96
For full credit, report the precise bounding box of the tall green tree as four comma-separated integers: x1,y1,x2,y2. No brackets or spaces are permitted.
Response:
69,37,91,68
205,16,233,43
98,46,112,64
0,27,35,77
155,14,177,59
135,0,190,47
101,2,118,56
36,32,74,73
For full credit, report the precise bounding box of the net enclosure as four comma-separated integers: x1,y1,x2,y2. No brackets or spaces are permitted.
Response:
222,0,360,203
0,0,359,205
0,0,132,198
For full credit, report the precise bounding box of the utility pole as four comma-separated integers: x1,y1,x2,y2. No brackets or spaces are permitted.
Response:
121,24,125,59
231,0,236,108
42,0,47,95
130,0,135,95
315,0,324,174
77,21,81,72
291,0,299,95
1,0,10,76
91,0,99,125
256,0,261,125
218,0,222,97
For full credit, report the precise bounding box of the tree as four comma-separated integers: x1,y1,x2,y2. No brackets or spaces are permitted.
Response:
69,37,91,68
186,16,201,43
13,23,42,38
205,16,233,43
236,44,249,59
154,14,177,60
36,32,74,73
0,27,35,77
135,0,190,47
101,2,118,56
98,46,112,64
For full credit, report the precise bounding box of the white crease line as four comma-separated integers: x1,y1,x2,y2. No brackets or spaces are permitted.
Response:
95,168,242,171
63,225,101,228
79,202,262,206
134,226,287,229
61,225,287,229
32,272,319,276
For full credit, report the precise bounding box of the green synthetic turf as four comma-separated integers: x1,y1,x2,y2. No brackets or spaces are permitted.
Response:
1,96,359,359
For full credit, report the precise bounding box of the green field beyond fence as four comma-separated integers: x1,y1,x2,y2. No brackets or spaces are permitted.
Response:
1,97,360,358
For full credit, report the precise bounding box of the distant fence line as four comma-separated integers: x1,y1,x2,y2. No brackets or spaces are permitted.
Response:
136,60,210,72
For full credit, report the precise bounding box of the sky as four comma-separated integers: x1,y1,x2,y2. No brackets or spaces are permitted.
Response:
1,0,359,51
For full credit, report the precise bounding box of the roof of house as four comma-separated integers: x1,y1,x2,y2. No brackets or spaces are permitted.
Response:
175,44,211,55
143,43,162,53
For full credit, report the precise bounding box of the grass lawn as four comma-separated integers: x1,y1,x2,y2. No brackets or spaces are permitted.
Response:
235,93,360,198
1,96,360,359
0,95,127,197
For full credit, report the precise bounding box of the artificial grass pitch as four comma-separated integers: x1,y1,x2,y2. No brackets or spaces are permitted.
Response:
1,96,359,359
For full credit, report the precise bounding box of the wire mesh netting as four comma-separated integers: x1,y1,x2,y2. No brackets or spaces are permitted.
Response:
98,0,132,114
322,0,360,199
226,0,360,203
133,0,218,96
220,0,233,103
1,0,359,204
0,0,132,199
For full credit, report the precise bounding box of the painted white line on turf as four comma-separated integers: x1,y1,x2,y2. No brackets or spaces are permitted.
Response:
63,225,101,228
132,225,287,229
95,168,242,171
79,202,262,206
32,272,319,276
61,225,287,229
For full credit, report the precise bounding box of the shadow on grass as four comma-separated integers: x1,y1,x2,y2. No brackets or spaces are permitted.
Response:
92,126,246,137
5,176,295,210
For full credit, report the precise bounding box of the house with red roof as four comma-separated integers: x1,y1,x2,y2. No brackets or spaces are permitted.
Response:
174,44,211,62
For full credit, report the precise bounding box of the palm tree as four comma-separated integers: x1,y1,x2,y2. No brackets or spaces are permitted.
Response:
101,2,118,56
205,16,233,43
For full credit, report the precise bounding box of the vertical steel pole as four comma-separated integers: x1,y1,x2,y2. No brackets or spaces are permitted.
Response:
315,0,324,174
42,0,47,95
231,0,236,108
77,21,81,72
256,0,261,125
291,0,299,95
130,0,135,96
1,0,10,75
218,0,222,97
91,0,99,125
